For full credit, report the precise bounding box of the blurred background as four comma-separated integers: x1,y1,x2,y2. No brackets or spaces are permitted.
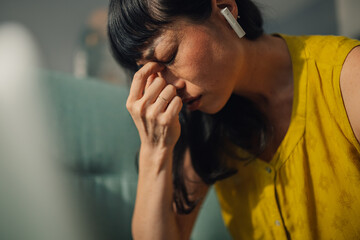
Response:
0,0,359,83
0,1,359,240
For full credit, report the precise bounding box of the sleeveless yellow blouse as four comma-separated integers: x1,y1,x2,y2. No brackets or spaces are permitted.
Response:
214,35,360,240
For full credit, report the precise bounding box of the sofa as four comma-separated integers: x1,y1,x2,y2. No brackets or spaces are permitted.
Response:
43,71,232,240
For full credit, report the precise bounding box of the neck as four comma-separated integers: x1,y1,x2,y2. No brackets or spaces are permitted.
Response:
232,34,295,162
233,34,293,112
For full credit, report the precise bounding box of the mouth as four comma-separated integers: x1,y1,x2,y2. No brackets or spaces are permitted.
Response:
182,95,202,111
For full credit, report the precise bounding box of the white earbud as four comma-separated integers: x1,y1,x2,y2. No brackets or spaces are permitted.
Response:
221,7,246,39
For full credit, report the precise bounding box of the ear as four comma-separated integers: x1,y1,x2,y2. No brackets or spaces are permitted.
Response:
211,0,238,18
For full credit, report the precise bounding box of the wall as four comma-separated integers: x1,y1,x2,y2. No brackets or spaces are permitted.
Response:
335,0,360,38
0,0,106,73
262,0,338,35
1,0,357,74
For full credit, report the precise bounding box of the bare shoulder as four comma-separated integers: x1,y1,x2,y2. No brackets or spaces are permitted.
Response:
340,45,360,143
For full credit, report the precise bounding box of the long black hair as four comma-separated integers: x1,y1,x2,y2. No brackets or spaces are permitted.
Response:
108,0,269,214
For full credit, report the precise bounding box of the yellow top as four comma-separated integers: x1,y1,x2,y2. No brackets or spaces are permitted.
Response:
214,35,360,240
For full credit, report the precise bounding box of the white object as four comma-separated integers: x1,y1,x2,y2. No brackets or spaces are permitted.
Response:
221,7,246,38
0,22,92,240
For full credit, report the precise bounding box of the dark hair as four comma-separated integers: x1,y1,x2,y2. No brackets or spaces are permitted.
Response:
108,0,267,214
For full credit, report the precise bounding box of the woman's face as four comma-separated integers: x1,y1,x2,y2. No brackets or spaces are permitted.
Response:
138,14,246,114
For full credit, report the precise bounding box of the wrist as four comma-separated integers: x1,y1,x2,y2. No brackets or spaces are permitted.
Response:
138,144,174,173
140,143,174,157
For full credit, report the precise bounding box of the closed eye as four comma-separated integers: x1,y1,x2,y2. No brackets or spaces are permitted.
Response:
163,49,178,66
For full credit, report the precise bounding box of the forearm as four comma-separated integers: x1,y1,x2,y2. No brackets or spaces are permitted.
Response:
126,62,185,239
132,145,181,240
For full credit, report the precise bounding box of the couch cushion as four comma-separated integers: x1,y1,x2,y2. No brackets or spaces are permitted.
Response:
41,71,231,240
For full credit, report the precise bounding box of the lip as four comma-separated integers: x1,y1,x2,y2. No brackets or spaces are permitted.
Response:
183,95,202,111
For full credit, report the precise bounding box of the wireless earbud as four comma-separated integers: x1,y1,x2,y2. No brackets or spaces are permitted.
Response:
221,7,246,39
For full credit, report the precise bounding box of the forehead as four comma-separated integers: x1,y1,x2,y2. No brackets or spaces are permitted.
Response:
143,31,176,56
141,20,194,60
141,28,178,60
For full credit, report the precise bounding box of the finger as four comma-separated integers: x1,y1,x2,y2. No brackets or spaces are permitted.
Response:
164,95,183,116
152,84,177,113
145,73,157,91
143,77,167,104
128,62,164,102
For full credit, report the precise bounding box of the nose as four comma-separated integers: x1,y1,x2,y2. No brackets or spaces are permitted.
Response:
159,68,185,91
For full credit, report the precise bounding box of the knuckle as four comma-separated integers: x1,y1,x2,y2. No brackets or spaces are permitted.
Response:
133,101,146,116
146,110,157,121
125,102,132,111
133,71,144,80
132,105,141,115
158,115,171,126
126,101,132,111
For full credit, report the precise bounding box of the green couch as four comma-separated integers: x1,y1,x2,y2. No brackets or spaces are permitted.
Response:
44,72,232,240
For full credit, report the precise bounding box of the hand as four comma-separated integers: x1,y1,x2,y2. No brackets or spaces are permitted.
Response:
126,62,183,149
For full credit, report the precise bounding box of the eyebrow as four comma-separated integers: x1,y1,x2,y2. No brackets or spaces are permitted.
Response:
140,34,177,65
142,34,175,61
144,44,156,61
137,43,157,67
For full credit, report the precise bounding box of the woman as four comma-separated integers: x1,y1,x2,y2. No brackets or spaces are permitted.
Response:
107,0,360,239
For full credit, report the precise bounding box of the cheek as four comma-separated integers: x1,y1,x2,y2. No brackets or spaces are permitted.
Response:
179,42,216,85
187,43,209,66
